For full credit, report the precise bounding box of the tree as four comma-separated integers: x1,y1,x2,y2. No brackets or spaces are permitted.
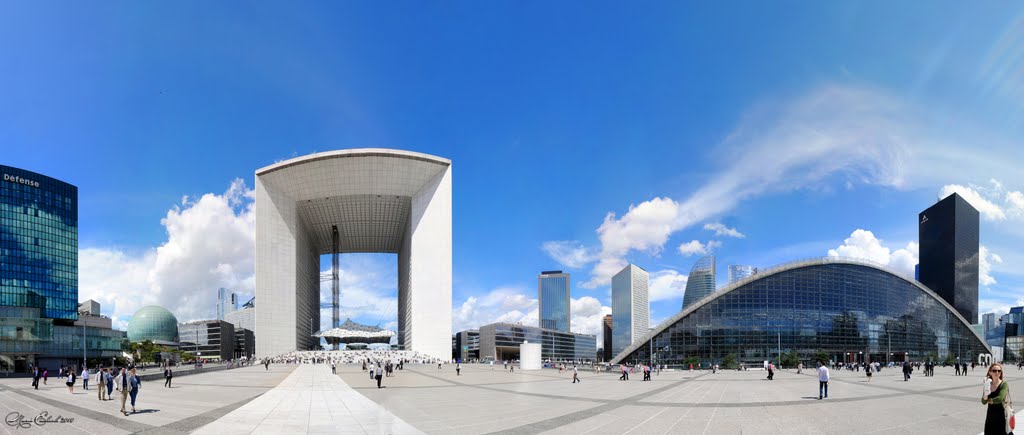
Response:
684,356,700,368
815,349,829,365
782,350,800,368
721,353,738,369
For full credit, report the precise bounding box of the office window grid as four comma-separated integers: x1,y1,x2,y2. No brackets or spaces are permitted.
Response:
0,166,78,321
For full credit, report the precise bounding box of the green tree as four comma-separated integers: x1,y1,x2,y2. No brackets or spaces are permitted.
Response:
781,350,800,368
721,353,738,369
943,353,957,366
684,356,700,368
814,349,829,365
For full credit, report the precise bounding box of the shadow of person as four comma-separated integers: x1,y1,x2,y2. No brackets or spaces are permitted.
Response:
132,409,160,414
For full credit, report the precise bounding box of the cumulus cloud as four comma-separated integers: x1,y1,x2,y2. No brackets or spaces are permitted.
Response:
541,241,598,269
80,179,256,328
980,245,1003,287
827,229,918,277
677,240,721,257
703,223,745,238
939,184,1007,221
648,269,688,302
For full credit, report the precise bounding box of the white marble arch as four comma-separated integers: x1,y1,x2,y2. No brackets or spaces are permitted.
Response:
254,149,452,360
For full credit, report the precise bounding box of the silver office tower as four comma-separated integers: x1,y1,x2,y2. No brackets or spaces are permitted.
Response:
611,264,649,357
538,271,570,332
682,255,716,310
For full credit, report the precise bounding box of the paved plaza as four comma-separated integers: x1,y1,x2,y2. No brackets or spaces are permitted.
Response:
2,361,1022,434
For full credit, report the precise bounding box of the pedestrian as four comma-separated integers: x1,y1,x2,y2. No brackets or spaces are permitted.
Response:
818,362,830,399
31,367,40,390
572,365,580,383
106,368,114,400
369,362,375,380
797,362,803,374
375,362,384,389
66,369,75,394
115,368,129,415
510,363,514,373
490,361,494,370
98,368,107,400
982,363,1012,435
82,365,90,390
619,364,628,381
865,362,872,382
128,367,141,413
331,362,336,375
438,362,442,370
903,361,912,381
456,362,461,376
957,362,962,376
767,363,775,380
43,368,48,385
164,367,173,388
964,362,970,377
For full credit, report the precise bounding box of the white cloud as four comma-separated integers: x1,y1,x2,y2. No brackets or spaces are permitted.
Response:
80,179,256,327
1007,190,1024,217
703,223,745,238
648,269,688,302
827,229,918,278
939,184,1007,221
980,245,1003,287
541,241,598,269
677,240,720,257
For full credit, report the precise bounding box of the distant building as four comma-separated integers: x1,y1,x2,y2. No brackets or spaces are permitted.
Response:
602,315,613,361
454,330,480,362
983,313,997,334
611,264,649,357
79,300,101,316
179,320,235,361
225,304,255,333
478,322,595,363
727,265,758,284
919,192,980,324
127,305,179,345
682,256,716,310
217,288,237,321
233,328,255,359
538,271,570,332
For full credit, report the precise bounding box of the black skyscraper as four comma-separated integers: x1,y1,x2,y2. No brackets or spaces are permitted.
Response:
919,193,980,324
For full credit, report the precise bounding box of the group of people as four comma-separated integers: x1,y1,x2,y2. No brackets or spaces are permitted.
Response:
30,364,142,416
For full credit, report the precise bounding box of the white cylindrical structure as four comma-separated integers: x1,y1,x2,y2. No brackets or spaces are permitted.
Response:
520,341,542,370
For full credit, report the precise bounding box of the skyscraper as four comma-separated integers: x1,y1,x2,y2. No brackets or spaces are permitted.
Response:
919,193,980,324
217,287,237,321
728,265,758,284
602,314,613,361
611,264,649,357
983,312,997,334
682,255,716,310
538,271,570,332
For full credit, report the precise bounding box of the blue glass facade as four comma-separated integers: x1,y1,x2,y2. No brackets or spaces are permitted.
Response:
538,272,570,332
681,255,715,310
615,259,990,367
0,165,78,322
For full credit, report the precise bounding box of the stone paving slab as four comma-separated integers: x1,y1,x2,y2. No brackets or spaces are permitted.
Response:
0,364,294,434
193,364,420,435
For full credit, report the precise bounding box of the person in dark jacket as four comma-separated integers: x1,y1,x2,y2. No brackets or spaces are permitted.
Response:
164,367,173,388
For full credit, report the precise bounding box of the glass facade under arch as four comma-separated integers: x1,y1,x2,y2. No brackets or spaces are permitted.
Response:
617,260,990,367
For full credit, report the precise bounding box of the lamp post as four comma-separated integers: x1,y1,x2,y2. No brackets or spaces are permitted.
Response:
82,322,86,370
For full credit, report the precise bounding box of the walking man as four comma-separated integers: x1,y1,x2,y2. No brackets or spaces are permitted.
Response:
82,366,90,390
115,368,130,415
375,362,384,388
331,362,336,375
98,368,107,400
818,362,830,399
164,367,172,388
456,362,461,376
956,362,961,376
31,367,40,390
572,365,580,383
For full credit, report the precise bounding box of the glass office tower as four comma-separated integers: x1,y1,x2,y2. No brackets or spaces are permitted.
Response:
538,271,570,332
0,165,78,322
611,264,649,357
614,258,990,367
919,193,980,324
681,256,716,310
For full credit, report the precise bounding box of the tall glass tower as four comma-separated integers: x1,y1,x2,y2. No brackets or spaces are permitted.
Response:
0,165,78,323
919,192,979,324
611,264,649,357
681,255,716,310
538,271,570,332
217,287,237,320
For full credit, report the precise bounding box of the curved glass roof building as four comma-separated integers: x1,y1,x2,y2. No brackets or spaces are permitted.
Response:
614,258,990,367
681,255,715,310
127,305,180,344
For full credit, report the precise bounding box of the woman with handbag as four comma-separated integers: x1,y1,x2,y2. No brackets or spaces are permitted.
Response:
983,363,1014,435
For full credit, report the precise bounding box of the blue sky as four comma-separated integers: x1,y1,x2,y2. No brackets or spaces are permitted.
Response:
2,3,1024,343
